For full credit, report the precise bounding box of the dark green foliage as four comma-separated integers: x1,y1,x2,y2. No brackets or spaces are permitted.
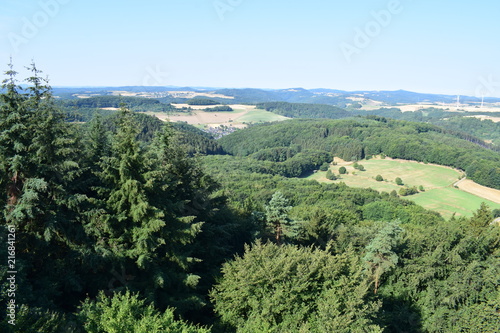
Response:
204,105,233,112
469,203,494,235
399,186,419,196
91,113,224,155
250,146,299,162
419,185,425,192
339,166,347,174
186,98,219,106
63,107,116,123
466,159,500,189
86,111,227,314
353,163,365,171
0,305,74,333
171,122,225,156
395,177,403,186
319,162,329,171
433,116,500,146
219,150,333,178
211,242,382,332
353,107,500,149
375,175,384,182
256,101,350,119
77,291,209,333
59,95,173,112
99,111,165,142
0,63,89,312
0,65,240,330
325,169,337,180
377,208,500,332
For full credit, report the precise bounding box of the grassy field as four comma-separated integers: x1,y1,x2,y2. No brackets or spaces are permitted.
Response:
235,109,289,123
306,158,500,218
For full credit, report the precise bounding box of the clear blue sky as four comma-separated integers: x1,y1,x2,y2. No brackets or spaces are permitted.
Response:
1,0,499,97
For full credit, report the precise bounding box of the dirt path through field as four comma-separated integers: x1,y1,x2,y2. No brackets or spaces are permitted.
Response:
455,179,500,204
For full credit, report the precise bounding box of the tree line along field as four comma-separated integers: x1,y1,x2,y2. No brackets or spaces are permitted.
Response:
307,157,500,218
149,105,289,128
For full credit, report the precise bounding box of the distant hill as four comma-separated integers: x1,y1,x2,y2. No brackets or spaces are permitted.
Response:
50,86,500,106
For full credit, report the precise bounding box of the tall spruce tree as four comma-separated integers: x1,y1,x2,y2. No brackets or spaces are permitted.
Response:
0,62,87,312
140,124,209,312
87,110,208,314
0,60,30,223
90,107,165,265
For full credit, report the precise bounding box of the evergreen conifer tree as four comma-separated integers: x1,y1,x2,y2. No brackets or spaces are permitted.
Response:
0,62,87,311
264,191,297,245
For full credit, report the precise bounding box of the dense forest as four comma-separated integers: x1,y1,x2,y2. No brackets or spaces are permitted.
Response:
186,98,219,106
256,102,350,119
60,95,175,113
256,102,500,149
1,65,499,332
57,96,176,123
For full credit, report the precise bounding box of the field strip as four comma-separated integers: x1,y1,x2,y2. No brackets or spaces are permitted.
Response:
151,109,251,125
455,179,500,204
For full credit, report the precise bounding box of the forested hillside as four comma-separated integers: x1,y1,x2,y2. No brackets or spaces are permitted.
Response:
1,65,499,332
256,101,349,119
255,102,500,149
219,118,500,189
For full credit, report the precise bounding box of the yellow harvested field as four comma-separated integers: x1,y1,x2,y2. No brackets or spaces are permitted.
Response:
456,179,500,204
147,105,256,127
153,111,246,126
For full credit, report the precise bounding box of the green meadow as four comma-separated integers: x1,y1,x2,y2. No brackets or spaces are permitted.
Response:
307,158,500,218
236,109,289,123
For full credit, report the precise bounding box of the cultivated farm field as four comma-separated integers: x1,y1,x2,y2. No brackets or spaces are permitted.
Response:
147,106,289,127
307,157,500,218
